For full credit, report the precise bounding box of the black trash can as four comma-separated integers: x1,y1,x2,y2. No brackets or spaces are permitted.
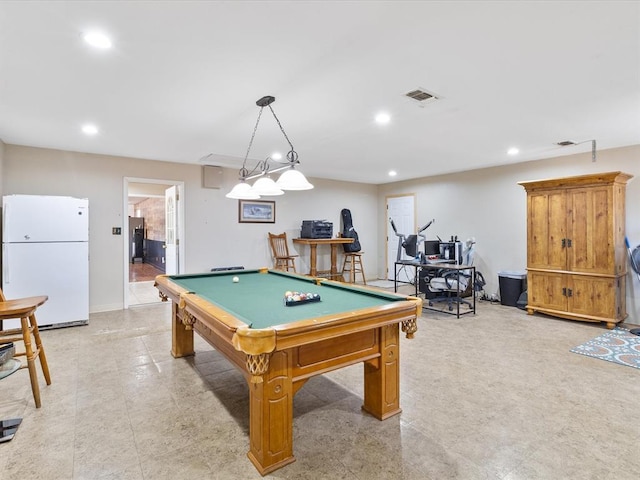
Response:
498,271,527,306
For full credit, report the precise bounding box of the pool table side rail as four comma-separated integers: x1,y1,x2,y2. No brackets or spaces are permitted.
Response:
269,301,420,350
155,271,422,328
156,275,422,338
156,273,420,352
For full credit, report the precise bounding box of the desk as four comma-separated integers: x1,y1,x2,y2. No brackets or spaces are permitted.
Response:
394,261,475,318
292,237,354,281
155,268,421,475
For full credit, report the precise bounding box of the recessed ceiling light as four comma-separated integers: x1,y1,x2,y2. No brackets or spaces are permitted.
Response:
271,152,282,160
375,112,391,125
83,31,112,49
388,170,397,177
82,124,98,135
507,147,519,155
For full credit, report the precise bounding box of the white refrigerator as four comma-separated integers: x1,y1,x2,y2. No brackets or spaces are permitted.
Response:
2,195,89,329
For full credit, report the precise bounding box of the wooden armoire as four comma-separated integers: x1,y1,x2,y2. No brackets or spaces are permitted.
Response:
518,172,632,329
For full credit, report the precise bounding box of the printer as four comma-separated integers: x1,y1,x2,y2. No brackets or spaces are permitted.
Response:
300,220,333,239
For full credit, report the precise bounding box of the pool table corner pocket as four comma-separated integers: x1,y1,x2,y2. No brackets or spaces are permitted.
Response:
232,326,277,383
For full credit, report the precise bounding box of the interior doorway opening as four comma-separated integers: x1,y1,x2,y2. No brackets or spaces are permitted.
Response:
386,194,416,282
124,178,184,308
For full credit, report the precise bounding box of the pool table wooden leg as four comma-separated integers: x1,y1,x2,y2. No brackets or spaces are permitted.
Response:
247,350,296,476
171,302,194,358
362,323,402,420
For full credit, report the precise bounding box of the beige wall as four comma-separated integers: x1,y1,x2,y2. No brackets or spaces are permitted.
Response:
2,144,378,312
4,142,640,324
377,144,640,322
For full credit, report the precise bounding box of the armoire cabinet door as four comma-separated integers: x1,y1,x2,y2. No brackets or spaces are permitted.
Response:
567,186,614,275
527,190,566,270
568,275,624,320
528,271,567,312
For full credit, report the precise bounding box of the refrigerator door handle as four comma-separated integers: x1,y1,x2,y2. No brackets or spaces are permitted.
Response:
2,246,8,284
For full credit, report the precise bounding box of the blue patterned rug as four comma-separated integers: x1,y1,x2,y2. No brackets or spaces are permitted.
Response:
570,327,640,370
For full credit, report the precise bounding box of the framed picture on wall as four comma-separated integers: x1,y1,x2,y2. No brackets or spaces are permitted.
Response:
238,200,276,223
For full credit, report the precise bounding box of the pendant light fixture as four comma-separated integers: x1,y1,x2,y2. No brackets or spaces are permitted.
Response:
225,95,314,199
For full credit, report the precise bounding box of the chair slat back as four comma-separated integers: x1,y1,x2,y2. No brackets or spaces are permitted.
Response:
268,232,290,258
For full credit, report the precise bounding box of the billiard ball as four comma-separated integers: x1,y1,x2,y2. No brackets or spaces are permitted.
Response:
232,276,239,283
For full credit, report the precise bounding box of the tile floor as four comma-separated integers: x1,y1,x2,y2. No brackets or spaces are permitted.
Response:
1,290,639,479
128,281,163,306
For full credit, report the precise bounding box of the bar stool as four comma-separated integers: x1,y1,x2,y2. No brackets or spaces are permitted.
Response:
0,292,50,408
341,252,366,284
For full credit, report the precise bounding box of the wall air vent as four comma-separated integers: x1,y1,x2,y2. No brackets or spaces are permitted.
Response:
404,88,439,107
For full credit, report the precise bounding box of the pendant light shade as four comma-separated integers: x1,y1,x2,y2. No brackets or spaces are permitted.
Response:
251,176,284,196
276,168,314,190
225,181,261,199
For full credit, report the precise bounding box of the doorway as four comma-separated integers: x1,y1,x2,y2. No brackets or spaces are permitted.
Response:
123,178,185,308
386,194,415,282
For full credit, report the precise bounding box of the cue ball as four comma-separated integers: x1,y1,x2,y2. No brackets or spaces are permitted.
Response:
232,276,240,283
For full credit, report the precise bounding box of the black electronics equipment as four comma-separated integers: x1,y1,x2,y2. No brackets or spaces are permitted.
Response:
424,240,440,256
300,220,333,239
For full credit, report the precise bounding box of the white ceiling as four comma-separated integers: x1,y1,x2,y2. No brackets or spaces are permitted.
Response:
1,1,639,185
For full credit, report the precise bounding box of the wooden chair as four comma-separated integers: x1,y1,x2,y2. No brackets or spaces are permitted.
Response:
341,252,366,284
0,290,50,408
268,232,298,272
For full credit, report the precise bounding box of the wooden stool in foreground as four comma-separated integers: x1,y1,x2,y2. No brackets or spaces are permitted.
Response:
0,291,50,408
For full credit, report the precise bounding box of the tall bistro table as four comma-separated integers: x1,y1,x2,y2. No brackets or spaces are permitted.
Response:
293,237,354,281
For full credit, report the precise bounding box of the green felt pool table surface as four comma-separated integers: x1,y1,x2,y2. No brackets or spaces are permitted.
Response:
166,269,405,330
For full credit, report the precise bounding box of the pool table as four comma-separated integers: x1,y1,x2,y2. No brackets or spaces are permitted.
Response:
155,268,421,475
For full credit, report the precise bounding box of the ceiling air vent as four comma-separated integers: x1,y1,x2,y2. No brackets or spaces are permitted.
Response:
404,88,439,107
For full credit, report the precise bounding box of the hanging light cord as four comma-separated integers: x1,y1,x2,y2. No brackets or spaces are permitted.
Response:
239,106,264,179
267,104,298,165
237,96,300,181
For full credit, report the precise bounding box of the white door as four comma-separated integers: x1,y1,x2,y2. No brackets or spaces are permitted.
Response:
386,195,415,282
164,186,179,275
